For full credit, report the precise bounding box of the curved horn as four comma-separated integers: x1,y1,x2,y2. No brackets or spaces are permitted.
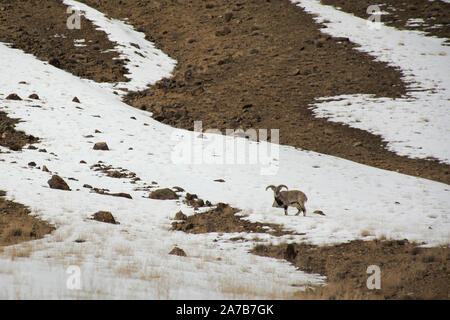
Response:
266,185,276,192
276,185,288,193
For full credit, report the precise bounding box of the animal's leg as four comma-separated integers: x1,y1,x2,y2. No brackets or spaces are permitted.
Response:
294,203,301,216
284,206,288,216
294,203,306,216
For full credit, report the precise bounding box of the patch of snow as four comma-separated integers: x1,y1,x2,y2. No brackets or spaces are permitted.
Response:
291,0,450,164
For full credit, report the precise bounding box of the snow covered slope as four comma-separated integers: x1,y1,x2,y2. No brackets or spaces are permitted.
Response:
292,0,450,164
0,1,448,299
63,0,176,93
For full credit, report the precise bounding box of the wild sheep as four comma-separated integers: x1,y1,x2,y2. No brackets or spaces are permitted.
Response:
266,184,307,216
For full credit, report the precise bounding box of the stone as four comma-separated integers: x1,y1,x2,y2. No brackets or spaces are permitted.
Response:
48,175,71,191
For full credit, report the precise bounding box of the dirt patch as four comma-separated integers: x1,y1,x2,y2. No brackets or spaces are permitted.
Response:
0,191,54,247
0,111,38,151
0,0,128,83
171,203,299,237
321,0,450,42
78,0,449,184
252,240,449,299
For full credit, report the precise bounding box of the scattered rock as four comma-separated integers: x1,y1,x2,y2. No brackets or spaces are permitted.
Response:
6,93,22,100
109,192,132,199
28,161,36,167
174,210,187,220
215,27,231,36
83,184,92,189
47,175,71,191
28,93,39,100
290,68,301,76
214,179,225,183
172,186,185,192
315,39,325,48
72,97,80,103
92,211,119,224
93,142,109,150
335,37,349,42
149,188,179,200
184,193,208,208
169,246,187,257
313,210,326,216
42,165,49,172
49,58,61,68
185,193,198,201
224,12,233,22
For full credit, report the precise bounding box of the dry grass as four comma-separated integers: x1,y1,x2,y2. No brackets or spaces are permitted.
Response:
360,229,374,237
115,261,141,278
252,239,449,300
0,193,55,247
292,282,372,300
7,243,34,260
218,278,293,299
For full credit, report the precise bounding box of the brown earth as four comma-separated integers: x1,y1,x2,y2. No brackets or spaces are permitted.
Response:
0,191,54,247
252,239,449,299
0,0,128,83
321,0,450,42
77,0,449,184
171,203,300,237
0,111,38,151
1,0,448,183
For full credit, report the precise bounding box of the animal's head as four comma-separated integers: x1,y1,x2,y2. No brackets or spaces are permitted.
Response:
265,184,288,197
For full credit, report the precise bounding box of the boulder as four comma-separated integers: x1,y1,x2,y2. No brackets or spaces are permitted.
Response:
149,188,179,200
47,175,70,191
